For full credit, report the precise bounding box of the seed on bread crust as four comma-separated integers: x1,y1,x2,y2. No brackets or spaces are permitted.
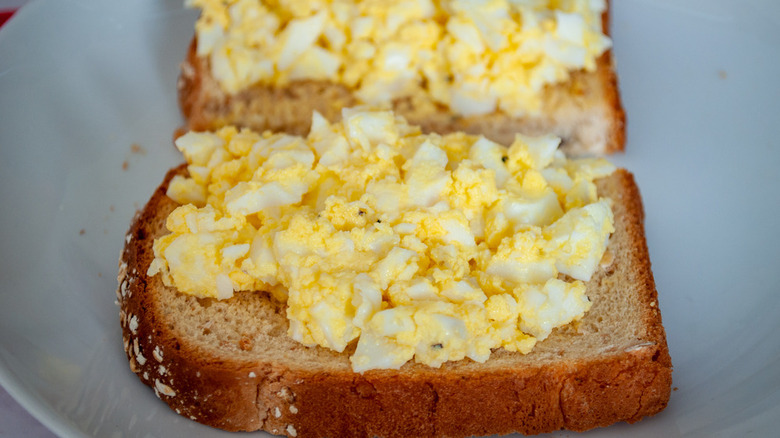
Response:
128,315,139,334
155,379,176,397
153,345,164,362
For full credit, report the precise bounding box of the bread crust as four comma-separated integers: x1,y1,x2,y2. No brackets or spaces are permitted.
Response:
117,166,670,437
177,5,625,155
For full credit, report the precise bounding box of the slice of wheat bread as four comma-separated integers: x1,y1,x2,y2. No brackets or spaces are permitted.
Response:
177,8,625,155
117,165,670,437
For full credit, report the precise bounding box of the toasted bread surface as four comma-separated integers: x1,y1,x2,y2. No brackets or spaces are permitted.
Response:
117,166,670,437
177,5,625,155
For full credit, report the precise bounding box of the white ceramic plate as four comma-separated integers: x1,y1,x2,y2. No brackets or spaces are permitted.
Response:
1,1,779,437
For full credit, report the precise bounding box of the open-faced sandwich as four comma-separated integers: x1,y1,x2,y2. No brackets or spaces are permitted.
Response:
178,0,625,154
118,107,670,437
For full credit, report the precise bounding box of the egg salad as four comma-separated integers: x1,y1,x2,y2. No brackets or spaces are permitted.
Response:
187,0,611,117
148,107,615,372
